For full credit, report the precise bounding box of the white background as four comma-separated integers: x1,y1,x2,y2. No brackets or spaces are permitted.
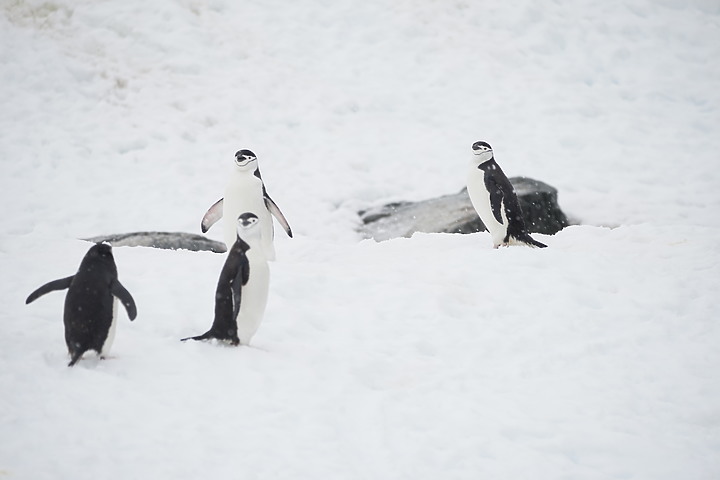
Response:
1,1,719,478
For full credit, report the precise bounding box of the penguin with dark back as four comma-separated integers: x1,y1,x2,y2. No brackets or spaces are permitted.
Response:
467,141,547,248
25,243,137,366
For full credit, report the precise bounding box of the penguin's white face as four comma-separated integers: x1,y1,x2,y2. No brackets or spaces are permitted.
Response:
471,141,494,164
234,150,258,170
236,212,261,238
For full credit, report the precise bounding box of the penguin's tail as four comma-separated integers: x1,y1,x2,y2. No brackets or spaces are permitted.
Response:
181,330,240,346
180,331,213,342
513,233,547,248
67,350,84,367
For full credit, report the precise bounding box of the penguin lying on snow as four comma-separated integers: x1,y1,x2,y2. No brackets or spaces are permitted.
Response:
183,212,270,346
467,141,547,248
201,149,292,261
25,243,137,367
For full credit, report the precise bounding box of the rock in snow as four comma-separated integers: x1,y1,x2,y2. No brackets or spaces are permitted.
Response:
359,177,569,241
83,178,568,249
84,232,227,253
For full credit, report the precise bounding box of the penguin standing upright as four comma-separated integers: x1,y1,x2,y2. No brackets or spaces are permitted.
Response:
467,141,547,248
201,149,292,261
25,243,137,366
183,212,270,346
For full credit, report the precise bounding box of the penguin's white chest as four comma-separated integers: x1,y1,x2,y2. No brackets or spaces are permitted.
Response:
100,297,119,356
467,168,508,245
223,173,276,260
235,249,270,345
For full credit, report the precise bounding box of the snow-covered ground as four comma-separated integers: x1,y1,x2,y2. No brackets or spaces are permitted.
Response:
1,0,719,478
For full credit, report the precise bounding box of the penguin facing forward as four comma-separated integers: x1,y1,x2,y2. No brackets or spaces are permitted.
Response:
183,212,270,346
467,141,547,248
25,243,137,367
201,149,292,261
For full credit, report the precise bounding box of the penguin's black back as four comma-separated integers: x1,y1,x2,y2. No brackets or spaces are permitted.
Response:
63,244,119,358
480,160,523,227
479,159,547,247
183,237,250,345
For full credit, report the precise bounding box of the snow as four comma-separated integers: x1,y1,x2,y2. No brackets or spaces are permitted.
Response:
1,0,720,478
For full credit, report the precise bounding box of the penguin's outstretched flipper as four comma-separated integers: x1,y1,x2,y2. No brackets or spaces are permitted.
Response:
201,198,224,233
264,195,293,238
26,276,74,304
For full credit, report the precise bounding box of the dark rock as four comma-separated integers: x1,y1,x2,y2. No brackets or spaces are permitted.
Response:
358,176,569,241
83,232,227,253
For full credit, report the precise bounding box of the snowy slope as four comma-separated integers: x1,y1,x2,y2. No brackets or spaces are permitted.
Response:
1,0,720,479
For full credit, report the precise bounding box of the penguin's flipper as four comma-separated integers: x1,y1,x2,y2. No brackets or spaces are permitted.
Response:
489,187,504,225
201,198,224,233
111,280,137,320
231,278,242,321
240,258,250,287
25,276,74,304
230,262,249,320
264,195,293,238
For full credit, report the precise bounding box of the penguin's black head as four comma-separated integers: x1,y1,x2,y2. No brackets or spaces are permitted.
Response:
90,242,113,258
234,149,257,169
80,242,117,274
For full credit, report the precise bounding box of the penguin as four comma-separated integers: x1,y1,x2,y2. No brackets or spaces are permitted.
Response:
467,141,547,248
25,243,137,367
182,212,270,346
201,149,292,261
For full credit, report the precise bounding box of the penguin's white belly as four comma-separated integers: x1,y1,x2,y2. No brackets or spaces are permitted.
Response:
467,169,507,246
101,298,119,356
223,175,276,261
235,253,270,345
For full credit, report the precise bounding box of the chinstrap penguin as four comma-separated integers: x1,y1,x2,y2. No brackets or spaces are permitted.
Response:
25,243,137,366
467,141,547,248
201,149,292,261
183,212,270,346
